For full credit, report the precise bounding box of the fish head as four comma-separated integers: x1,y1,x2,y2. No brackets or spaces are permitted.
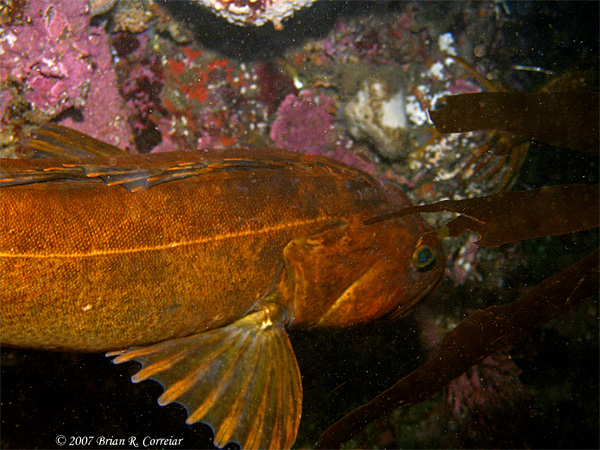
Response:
283,212,445,329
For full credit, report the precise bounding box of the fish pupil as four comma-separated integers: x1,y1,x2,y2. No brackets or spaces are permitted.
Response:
412,245,437,269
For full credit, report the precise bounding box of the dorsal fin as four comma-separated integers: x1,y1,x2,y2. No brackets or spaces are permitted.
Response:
21,124,130,159
3,125,377,193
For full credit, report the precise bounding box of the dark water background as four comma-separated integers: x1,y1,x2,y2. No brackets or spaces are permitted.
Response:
1,1,598,449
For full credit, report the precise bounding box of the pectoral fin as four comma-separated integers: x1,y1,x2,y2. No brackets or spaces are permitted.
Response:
107,304,302,450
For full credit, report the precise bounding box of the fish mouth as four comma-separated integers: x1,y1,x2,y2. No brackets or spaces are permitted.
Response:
385,254,445,322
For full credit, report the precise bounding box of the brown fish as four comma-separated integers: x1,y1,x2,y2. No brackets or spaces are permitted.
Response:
0,125,444,449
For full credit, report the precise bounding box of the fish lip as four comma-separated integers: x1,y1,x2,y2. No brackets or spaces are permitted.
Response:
389,245,446,320
414,253,445,301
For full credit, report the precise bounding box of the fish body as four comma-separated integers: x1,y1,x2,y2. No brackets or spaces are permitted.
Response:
0,126,444,449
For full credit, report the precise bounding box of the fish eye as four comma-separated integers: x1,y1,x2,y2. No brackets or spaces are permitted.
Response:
412,245,437,269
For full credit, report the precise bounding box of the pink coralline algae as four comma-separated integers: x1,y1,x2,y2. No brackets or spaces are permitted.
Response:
0,1,86,116
445,351,526,419
270,90,337,154
0,0,130,148
270,90,377,175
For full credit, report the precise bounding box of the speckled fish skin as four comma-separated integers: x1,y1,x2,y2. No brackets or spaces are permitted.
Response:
0,148,443,352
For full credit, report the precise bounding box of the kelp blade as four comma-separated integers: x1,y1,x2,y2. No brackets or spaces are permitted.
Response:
316,248,599,449
366,184,599,247
429,92,599,155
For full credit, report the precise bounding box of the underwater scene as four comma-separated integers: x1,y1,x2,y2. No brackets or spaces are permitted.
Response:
0,1,598,449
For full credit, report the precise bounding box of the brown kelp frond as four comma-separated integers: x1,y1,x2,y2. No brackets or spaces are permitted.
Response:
316,248,599,449
365,184,599,247
429,92,599,155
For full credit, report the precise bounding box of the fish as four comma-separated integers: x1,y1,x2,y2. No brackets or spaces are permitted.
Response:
0,125,444,449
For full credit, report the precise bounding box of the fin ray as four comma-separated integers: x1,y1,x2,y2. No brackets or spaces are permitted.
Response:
109,305,302,449
22,124,130,158
132,348,187,381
